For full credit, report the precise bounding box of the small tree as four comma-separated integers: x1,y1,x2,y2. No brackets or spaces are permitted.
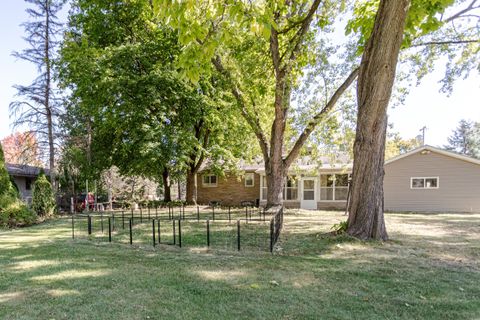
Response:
32,174,55,216
0,144,12,196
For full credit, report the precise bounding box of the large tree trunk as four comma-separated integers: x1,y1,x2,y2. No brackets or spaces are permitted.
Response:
162,167,171,202
44,3,55,189
185,170,196,205
347,0,411,240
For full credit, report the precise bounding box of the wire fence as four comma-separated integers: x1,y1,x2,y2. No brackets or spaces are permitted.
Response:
69,205,282,253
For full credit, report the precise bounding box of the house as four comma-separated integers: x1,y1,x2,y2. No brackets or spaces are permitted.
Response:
195,145,480,213
6,163,49,203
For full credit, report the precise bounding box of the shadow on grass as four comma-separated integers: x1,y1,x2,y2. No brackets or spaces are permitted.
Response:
0,212,479,319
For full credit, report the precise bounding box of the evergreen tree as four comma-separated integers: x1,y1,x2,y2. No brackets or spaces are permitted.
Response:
445,120,480,158
32,173,56,216
10,0,66,188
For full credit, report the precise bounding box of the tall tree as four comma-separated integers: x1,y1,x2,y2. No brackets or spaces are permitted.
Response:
155,0,360,208
10,0,66,186
445,119,480,158
347,0,411,240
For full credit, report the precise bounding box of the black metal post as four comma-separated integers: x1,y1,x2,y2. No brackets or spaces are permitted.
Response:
152,220,156,247
71,215,74,239
122,211,125,229
131,207,134,224
270,219,274,253
237,220,241,251
140,207,143,223
178,219,182,248
212,206,215,221
197,205,200,222
245,207,248,222
206,219,210,247
88,215,92,235
108,217,112,242
228,206,231,222
129,218,133,245
173,220,176,245
157,218,161,244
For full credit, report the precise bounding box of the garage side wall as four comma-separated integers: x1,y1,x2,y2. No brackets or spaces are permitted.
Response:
384,151,480,212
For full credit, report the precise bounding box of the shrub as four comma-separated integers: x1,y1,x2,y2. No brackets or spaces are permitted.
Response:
32,174,55,216
331,220,348,235
0,195,37,228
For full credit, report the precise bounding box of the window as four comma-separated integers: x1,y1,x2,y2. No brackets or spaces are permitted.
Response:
260,175,298,201
411,177,439,189
202,174,217,187
261,176,267,200
320,174,350,201
245,173,255,187
284,176,298,200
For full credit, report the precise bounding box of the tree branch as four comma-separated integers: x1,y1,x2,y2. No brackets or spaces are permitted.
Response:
410,39,480,47
211,55,270,160
284,67,360,168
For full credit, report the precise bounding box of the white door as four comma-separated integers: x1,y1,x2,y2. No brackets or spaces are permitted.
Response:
301,178,317,210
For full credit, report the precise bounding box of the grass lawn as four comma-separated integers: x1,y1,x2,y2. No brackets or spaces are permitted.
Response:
1,210,479,319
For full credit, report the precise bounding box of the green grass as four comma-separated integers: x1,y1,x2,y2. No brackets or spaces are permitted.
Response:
1,210,479,319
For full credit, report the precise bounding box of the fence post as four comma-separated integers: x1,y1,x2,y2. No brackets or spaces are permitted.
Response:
228,206,231,222
270,218,274,253
152,220,156,247
237,220,240,251
245,207,248,222
206,219,210,247
157,218,161,244
212,206,215,221
122,210,125,229
140,206,143,223
88,215,92,235
178,219,182,248
112,213,115,231
197,205,200,222
173,220,176,245
129,218,133,245
71,215,74,239
108,217,112,242
131,207,134,225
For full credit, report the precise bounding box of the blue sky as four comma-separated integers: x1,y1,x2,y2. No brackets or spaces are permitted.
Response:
1,1,479,148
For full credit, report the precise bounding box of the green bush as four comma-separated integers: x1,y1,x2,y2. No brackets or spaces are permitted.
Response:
32,174,55,216
0,195,37,228
331,220,348,235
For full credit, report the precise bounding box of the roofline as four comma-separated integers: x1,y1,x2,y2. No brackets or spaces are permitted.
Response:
384,145,480,166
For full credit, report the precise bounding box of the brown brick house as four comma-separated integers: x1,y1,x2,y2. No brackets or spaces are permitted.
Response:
196,146,480,212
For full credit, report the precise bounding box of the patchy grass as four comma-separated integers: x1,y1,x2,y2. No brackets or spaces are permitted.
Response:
0,210,479,319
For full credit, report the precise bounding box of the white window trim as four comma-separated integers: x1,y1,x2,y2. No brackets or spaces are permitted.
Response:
244,173,255,187
202,174,218,187
410,177,439,189
318,173,350,202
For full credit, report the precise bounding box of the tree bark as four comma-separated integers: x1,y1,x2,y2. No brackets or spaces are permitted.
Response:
347,0,411,240
186,171,196,204
162,167,171,202
44,2,55,189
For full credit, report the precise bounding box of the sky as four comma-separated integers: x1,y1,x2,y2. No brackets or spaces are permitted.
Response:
0,1,479,149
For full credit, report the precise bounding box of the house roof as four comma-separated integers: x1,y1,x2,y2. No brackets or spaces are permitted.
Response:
384,145,480,166
6,163,49,178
